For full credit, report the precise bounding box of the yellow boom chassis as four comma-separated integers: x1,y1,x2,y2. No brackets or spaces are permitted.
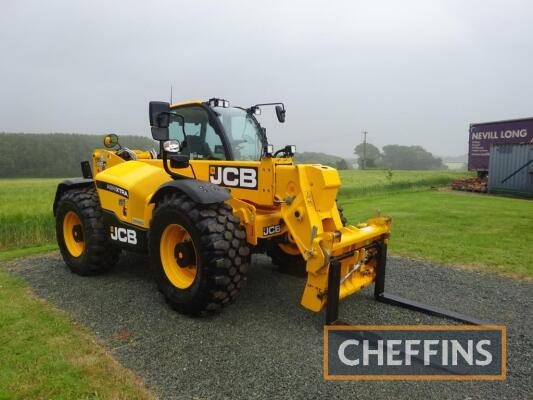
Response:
92,149,391,313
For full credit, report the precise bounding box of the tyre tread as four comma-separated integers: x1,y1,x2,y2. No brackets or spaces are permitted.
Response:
151,194,250,315
56,187,120,275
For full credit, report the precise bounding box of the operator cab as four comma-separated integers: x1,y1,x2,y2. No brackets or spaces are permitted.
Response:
168,102,263,161
149,98,290,162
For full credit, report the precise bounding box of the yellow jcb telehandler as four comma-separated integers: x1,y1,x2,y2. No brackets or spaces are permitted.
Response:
53,98,485,325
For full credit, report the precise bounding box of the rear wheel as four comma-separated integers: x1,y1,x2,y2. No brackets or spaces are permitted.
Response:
266,233,306,275
56,187,120,275
150,193,250,315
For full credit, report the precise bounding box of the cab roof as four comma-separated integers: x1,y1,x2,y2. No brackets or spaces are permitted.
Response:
169,100,203,109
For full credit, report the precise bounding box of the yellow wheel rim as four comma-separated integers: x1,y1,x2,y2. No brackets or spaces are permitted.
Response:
160,224,198,289
278,233,300,256
63,211,84,257
278,243,300,256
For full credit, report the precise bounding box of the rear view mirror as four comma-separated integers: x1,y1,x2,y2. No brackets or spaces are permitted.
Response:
149,101,170,127
149,101,170,141
151,127,169,141
275,105,286,123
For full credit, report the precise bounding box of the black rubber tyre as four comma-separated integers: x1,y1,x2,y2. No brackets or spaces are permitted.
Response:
150,193,250,315
267,199,347,273
56,187,120,275
336,200,348,226
266,240,306,275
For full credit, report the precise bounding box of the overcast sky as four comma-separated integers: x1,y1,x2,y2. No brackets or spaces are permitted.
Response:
1,0,532,158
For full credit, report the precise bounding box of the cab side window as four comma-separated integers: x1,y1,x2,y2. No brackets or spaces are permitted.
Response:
168,106,227,160
216,108,263,161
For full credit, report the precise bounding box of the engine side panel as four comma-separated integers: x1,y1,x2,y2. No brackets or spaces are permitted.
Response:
95,161,171,228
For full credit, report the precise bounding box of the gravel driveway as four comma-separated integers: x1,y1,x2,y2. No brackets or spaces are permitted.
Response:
4,252,532,400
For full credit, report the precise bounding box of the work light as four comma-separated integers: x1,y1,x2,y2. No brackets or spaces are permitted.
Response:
209,98,230,108
264,144,274,157
163,140,181,153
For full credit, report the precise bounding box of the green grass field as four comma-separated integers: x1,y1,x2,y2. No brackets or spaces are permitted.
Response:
0,268,153,399
338,169,472,196
0,179,154,398
0,179,61,251
340,189,533,277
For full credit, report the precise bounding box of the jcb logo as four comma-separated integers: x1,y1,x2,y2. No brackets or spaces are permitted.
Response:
110,226,137,245
263,224,281,236
209,166,258,189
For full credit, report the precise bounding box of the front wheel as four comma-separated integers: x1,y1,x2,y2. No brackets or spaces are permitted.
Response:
150,194,250,315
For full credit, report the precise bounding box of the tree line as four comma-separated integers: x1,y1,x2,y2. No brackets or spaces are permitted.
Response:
354,142,446,170
0,133,157,178
0,133,446,177
0,134,354,177
293,151,352,170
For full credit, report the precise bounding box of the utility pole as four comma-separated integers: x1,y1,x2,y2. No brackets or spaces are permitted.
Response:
362,131,368,170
